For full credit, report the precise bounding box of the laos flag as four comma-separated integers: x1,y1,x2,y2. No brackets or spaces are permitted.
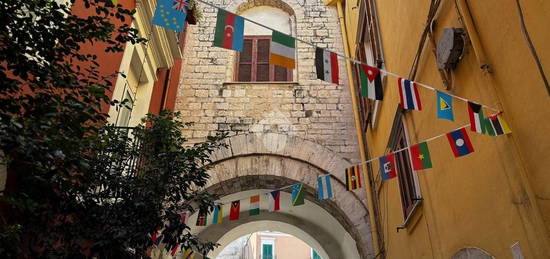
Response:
446,128,475,157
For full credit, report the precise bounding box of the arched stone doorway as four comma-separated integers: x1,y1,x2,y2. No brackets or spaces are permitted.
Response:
188,133,373,258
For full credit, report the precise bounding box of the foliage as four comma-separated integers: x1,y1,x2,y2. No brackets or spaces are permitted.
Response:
0,0,222,257
188,0,203,23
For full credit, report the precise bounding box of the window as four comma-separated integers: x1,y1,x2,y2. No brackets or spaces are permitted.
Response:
261,240,274,259
388,108,420,219
311,249,322,259
354,0,385,129
117,89,134,127
235,36,292,82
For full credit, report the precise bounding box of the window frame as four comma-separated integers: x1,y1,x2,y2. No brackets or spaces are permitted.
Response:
234,35,293,82
355,0,385,130
388,108,422,222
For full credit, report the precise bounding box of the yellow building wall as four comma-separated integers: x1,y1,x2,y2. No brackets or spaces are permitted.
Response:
338,0,550,258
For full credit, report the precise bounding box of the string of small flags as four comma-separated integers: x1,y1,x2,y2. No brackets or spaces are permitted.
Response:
150,0,501,114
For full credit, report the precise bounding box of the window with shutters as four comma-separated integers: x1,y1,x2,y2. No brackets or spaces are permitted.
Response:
353,0,385,130
388,109,421,221
235,36,293,82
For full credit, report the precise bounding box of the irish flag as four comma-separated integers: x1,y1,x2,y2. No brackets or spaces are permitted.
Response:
213,9,244,51
249,195,260,216
270,31,296,69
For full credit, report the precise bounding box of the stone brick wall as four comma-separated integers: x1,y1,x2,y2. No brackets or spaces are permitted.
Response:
175,0,359,161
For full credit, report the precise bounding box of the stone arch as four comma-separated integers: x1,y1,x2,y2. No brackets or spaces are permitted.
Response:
196,133,373,258
452,247,495,259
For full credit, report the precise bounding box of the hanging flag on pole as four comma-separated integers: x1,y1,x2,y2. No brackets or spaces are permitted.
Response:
180,211,191,225
409,142,433,170
212,9,245,51
171,243,180,256
183,248,195,259
315,47,339,84
229,200,240,221
468,102,486,134
249,195,260,216
379,154,397,180
270,31,296,69
212,205,223,224
195,208,207,226
317,175,334,200
359,65,384,100
345,165,362,191
291,183,305,206
397,78,422,111
447,128,475,157
488,113,512,136
152,0,188,32
268,190,281,211
436,90,454,121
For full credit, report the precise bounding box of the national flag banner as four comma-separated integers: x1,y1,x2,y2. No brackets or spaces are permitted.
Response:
397,78,422,111
213,9,245,51
317,175,334,200
171,243,180,256
345,165,362,191
180,211,191,224
379,154,397,180
249,195,260,216
447,128,475,157
183,248,195,259
359,65,384,100
468,101,486,134
409,142,433,170
268,190,281,212
195,208,207,226
488,113,512,136
212,205,223,224
315,47,339,84
291,183,305,206
270,31,296,69
152,0,188,32
436,90,454,121
229,200,240,221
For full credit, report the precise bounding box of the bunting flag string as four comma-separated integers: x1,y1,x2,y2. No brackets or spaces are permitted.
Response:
185,0,502,113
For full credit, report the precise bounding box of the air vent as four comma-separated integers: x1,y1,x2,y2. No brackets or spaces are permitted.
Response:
437,28,465,70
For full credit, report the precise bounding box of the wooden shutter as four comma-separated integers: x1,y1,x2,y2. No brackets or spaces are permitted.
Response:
237,39,253,81
256,39,270,81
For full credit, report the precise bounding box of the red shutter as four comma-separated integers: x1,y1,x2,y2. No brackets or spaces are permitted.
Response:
274,66,288,81
235,36,293,82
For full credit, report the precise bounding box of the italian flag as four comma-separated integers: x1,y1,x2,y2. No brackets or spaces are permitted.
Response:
213,9,244,51
409,142,432,170
270,31,296,69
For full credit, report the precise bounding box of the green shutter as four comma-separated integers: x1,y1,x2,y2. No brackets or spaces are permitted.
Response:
262,244,273,259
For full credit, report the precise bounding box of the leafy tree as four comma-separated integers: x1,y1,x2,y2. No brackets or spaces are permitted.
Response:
0,0,223,257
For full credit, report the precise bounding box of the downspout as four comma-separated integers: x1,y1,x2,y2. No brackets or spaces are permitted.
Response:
335,1,381,257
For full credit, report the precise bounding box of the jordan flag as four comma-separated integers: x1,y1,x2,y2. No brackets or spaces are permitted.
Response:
359,65,384,100
213,9,244,51
468,102,485,134
379,154,397,180
229,200,240,221
315,47,339,84
268,190,281,212
397,78,422,111
447,128,475,157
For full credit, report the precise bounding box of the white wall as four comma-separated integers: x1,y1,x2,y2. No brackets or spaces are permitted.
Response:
241,6,291,35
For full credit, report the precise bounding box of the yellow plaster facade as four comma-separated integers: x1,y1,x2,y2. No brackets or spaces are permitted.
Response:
329,0,550,258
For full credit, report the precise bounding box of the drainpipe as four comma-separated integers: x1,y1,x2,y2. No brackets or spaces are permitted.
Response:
335,0,381,257
455,0,490,72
